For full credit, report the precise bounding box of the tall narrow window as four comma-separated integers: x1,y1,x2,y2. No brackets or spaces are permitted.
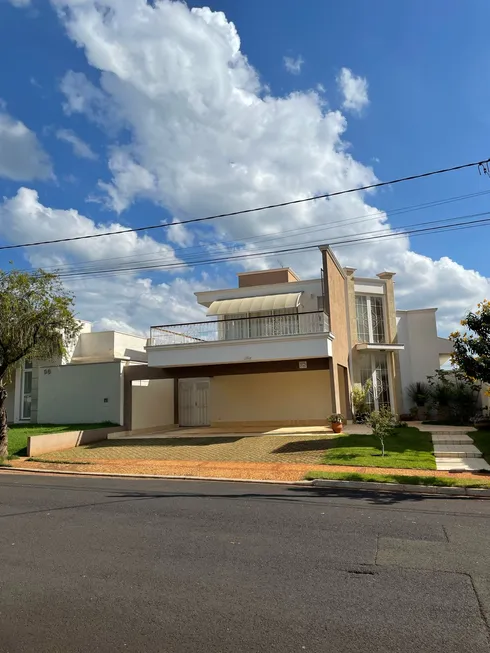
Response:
21,360,33,420
356,295,386,343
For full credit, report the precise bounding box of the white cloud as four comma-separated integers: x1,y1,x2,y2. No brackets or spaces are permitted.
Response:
0,187,206,332
8,0,31,6
283,55,304,75
0,110,52,180
45,0,490,334
166,218,195,247
337,67,369,113
56,128,98,160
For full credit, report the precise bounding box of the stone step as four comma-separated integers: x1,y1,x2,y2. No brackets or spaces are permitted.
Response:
430,430,474,435
435,457,490,472
431,434,475,445
433,444,483,458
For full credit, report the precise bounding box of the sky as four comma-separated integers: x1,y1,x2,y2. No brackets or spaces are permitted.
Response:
1,0,490,336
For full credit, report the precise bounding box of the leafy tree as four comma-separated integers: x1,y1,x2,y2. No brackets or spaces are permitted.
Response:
368,408,396,456
0,270,81,458
450,300,490,384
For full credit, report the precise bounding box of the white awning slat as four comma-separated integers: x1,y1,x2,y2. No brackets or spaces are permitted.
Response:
207,292,302,316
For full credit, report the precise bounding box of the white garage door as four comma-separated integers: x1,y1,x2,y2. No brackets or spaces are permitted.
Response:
178,378,210,427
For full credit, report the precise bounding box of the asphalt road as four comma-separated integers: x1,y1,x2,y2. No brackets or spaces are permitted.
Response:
1,474,490,653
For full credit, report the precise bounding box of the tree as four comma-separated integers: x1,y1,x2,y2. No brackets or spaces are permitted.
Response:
0,269,81,458
450,300,490,384
368,408,396,456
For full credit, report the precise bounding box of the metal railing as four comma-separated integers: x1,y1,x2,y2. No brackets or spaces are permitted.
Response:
148,311,330,347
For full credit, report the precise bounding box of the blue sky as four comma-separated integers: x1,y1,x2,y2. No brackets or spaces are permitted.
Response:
1,0,490,334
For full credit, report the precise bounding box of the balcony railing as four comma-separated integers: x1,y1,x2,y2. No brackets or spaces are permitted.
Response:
148,311,330,347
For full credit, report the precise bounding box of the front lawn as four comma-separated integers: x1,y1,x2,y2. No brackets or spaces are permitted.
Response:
305,470,490,488
469,431,490,465
321,427,436,470
6,423,115,458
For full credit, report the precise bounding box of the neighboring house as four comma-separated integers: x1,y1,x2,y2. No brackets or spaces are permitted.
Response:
396,308,453,414
5,322,147,425
140,246,446,429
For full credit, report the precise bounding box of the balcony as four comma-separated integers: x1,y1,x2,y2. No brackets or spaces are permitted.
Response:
147,311,333,368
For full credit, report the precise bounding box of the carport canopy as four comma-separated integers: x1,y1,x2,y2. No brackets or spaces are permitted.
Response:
207,292,302,316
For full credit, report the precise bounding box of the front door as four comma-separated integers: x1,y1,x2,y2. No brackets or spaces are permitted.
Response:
178,378,210,427
359,353,393,412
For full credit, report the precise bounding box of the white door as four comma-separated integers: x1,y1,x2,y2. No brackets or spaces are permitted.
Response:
178,378,210,427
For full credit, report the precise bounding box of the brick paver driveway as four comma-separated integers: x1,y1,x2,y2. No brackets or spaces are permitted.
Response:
35,435,337,465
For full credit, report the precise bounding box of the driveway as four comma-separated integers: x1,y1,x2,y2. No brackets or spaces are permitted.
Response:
1,473,490,652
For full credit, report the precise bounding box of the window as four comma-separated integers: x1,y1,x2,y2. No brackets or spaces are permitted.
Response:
21,360,33,420
356,295,386,343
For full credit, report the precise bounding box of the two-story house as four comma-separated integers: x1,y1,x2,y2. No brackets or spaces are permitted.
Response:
144,246,437,429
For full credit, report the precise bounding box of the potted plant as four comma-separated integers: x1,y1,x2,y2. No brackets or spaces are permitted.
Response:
328,413,344,433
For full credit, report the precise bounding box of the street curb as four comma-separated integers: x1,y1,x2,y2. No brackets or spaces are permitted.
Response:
310,478,490,497
0,466,311,486
2,465,490,496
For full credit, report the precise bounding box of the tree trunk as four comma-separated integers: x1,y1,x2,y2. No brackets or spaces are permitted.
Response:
381,438,385,457
0,384,8,459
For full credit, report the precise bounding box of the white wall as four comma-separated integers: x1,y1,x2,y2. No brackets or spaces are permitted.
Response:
37,361,123,424
396,309,452,413
148,334,332,368
113,332,147,362
71,331,147,363
132,379,174,430
210,370,332,424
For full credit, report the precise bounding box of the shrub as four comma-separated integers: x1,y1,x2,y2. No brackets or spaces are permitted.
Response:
406,381,430,408
427,370,480,425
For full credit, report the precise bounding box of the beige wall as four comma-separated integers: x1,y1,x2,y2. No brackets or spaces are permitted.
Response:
238,268,299,288
210,370,332,425
324,249,350,415
37,361,123,424
132,379,175,430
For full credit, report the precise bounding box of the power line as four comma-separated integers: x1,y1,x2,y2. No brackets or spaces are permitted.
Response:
1,155,489,252
54,210,490,281
26,187,490,275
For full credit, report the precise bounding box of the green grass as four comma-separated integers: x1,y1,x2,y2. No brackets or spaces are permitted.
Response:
468,430,490,465
305,470,490,488
7,423,116,457
322,427,436,470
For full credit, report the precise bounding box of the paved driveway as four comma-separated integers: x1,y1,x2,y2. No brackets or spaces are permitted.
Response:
34,434,337,465
1,473,490,652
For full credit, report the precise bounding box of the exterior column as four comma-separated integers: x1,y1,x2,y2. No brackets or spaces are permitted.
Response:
377,271,403,415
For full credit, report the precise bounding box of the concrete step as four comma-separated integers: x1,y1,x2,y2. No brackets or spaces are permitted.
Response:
433,444,483,458
430,430,474,435
431,434,475,445
435,457,490,472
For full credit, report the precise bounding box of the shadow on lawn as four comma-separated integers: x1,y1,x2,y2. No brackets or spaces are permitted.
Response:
273,429,433,457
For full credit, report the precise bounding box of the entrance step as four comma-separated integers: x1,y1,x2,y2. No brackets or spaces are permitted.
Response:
435,457,490,472
433,444,482,458
431,434,475,445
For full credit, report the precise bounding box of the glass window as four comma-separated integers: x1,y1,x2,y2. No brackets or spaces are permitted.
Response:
356,295,386,343
370,296,385,343
356,295,370,342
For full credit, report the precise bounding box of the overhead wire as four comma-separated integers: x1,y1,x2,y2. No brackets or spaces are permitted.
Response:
0,155,489,252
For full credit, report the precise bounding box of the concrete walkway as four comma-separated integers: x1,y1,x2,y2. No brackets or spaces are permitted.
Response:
427,427,490,472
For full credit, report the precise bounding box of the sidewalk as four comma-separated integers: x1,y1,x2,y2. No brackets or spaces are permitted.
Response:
7,458,490,483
